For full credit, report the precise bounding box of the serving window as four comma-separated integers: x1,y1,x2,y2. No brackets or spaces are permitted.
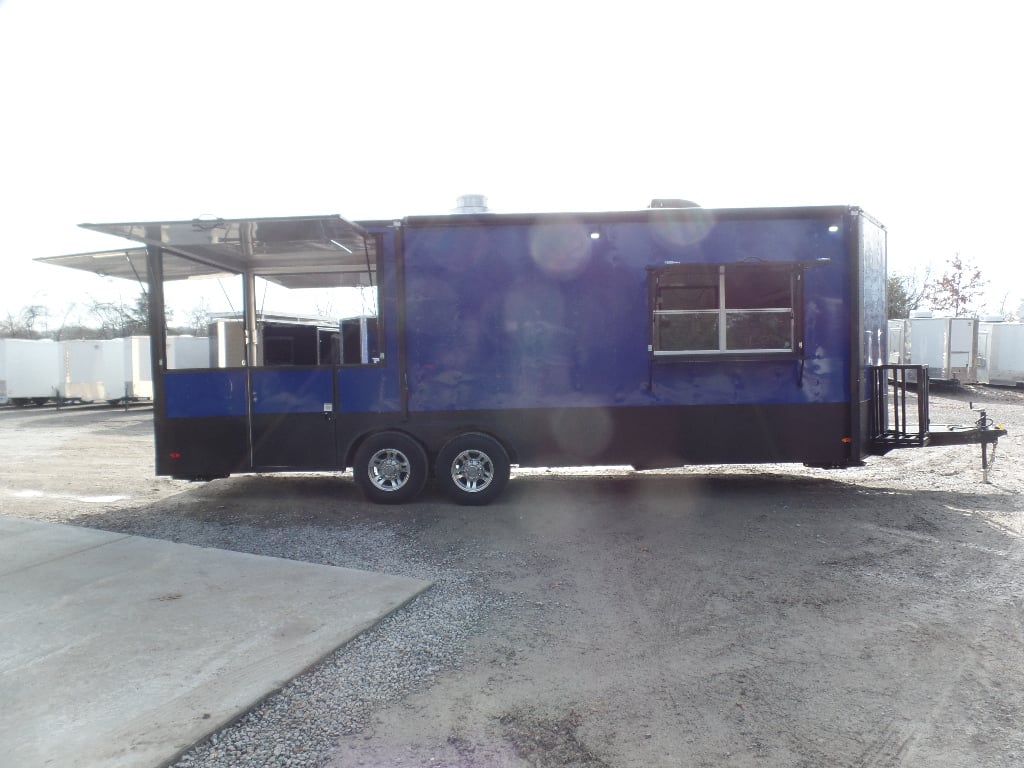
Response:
650,263,800,356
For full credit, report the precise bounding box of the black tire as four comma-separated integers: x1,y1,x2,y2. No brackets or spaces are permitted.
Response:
353,431,429,505
435,432,510,506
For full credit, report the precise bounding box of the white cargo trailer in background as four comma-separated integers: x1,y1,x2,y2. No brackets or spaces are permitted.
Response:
888,313,978,384
208,318,246,368
0,339,63,405
977,321,1024,387
3,336,168,406
61,339,105,402
166,335,210,370
102,336,153,403
886,319,907,366
946,317,979,383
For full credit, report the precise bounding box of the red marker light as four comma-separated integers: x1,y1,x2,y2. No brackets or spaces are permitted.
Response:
169,452,182,459
840,437,852,444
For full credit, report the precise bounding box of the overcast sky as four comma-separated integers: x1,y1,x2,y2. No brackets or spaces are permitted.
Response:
1,0,1021,324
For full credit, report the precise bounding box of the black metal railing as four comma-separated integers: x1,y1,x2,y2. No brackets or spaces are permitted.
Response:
869,365,929,452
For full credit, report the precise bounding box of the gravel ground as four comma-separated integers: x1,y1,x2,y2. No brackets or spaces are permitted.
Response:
2,385,1022,767
155,522,524,768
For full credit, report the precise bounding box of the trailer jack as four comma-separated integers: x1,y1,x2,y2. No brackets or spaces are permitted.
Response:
925,414,1004,482
977,408,998,483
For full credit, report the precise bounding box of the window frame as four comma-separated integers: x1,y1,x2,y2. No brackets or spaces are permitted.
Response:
648,262,803,359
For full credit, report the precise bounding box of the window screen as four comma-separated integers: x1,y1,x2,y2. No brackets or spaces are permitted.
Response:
652,264,798,355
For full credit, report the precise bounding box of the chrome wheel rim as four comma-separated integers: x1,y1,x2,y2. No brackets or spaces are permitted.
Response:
368,448,412,492
450,449,494,493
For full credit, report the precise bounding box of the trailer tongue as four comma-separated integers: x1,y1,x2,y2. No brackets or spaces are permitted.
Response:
870,364,1007,481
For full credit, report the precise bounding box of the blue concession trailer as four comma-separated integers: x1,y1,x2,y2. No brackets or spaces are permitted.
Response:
41,204,1004,504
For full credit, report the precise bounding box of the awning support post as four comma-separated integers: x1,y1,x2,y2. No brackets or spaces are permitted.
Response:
240,223,259,366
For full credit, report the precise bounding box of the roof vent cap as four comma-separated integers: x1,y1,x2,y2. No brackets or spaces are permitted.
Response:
648,198,700,209
453,194,489,213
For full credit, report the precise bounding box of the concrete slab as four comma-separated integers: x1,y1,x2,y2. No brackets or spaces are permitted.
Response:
0,516,431,768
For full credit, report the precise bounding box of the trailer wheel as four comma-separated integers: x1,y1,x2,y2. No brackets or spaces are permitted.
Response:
435,432,510,506
353,431,428,505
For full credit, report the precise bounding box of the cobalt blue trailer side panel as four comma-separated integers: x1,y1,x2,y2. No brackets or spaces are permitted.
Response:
395,207,867,468
402,210,853,410
165,370,248,418
251,368,333,414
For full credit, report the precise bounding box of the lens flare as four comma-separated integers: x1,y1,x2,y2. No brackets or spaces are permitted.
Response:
528,219,593,279
649,208,715,249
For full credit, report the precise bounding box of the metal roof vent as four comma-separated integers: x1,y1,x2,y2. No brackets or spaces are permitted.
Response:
648,199,700,209
453,194,490,213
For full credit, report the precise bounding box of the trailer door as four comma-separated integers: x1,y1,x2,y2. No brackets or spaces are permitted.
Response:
249,367,338,470
947,318,977,383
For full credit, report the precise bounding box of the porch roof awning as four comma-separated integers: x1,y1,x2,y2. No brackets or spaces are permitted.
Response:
36,215,376,289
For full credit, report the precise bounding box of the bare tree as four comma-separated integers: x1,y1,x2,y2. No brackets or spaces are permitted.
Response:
185,299,211,336
992,292,1018,321
0,305,48,338
88,294,162,338
924,253,987,317
52,303,84,341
